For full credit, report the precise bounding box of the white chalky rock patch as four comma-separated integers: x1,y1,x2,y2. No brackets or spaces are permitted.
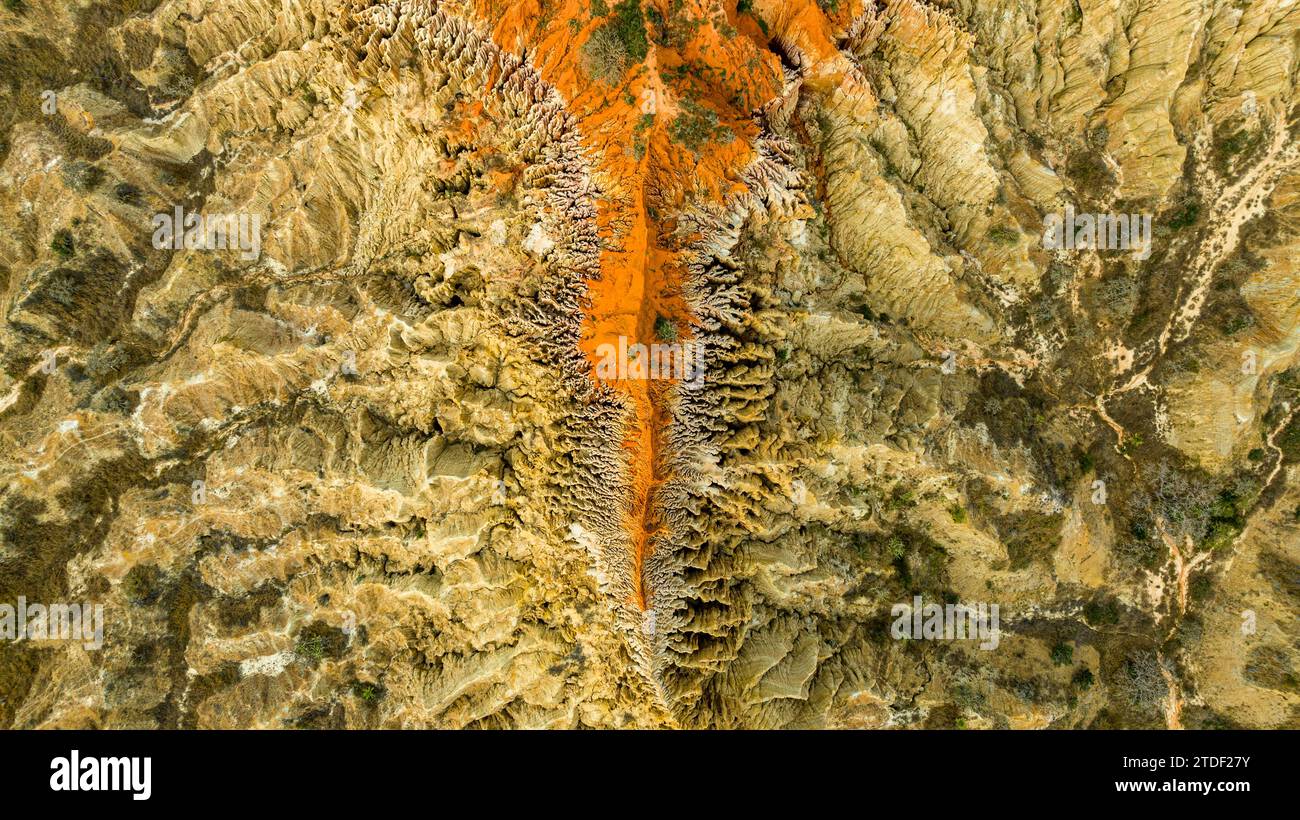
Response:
523,222,554,256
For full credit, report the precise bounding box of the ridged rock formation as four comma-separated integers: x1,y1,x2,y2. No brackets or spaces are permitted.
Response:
0,0,1296,729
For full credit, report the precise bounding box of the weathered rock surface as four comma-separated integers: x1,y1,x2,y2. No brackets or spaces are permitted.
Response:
0,0,1296,729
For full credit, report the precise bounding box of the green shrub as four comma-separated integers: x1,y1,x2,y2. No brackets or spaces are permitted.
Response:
50,228,75,258
296,635,326,660
121,563,163,605
653,314,678,341
987,224,1020,245
1189,572,1214,602
1214,128,1262,173
603,0,648,62
1168,201,1199,230
580,0,649,82
1117,433,1143,455
294,621,348,662
351,680,384,703
1281,418,1300,459
886,536,906,560
113,182,141,204
1083,597,1120,626
1203,520,1239,552
78,164,106,190
888,486,917,510
1220,311,1254,335
670,98,732,153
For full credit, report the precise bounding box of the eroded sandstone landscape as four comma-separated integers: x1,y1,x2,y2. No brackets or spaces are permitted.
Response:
0,0,1297,729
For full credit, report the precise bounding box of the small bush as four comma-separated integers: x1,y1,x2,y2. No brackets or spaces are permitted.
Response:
582,0,647,81
1051,641,1074,666
113,182,141,204
296,635,326,660
1280,418,1300,459
78,164,106,190
1214,127,1263,174
886,536,906,560
670,98,733,153
1168,201,1200,230
1117,433,1144,455
1203,520,1239,552
1189,572,1214,602
1116,650,1167,712
987,224,1020,245
653,314,678,341
1067,149,1115,194
1000,508,1064,570
121,564,163,605
888,486,917,510
294,621,348,663
1220,310,1255,336
580,25,628,83
351,680,385,703
1095,274,1138,319
50,228,75,258
1114,536,1162,569
1083,597,1120,626
1132,461,1224,549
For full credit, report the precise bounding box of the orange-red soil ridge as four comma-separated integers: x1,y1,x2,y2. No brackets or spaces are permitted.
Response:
471,0,844,611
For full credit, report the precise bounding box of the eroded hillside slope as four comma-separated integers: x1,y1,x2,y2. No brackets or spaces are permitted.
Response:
0,0,1296,728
